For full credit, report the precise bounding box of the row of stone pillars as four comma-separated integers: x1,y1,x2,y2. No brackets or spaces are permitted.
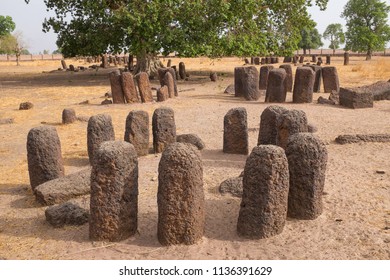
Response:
234,65,340,102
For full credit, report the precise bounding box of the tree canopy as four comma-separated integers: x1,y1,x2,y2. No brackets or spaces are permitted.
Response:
0,15,15,37
298,24,323,54
341,0,390,60
323,23,345,54
26,0,328,73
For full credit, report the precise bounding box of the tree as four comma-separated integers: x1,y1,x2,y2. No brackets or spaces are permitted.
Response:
25,0,329,75
0,31,29,65
298,24,323,54
323,23,345,55
0,15,15,37
341,0,390,60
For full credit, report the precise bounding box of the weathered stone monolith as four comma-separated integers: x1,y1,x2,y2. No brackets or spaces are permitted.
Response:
158,67,178,97
312,55,317,63
27,126,64,191
339,87,374,109
157,86,169,102
258,105,289,145
157,143,204,245
237,145,289,239
293,67,315,103
62,108,77,124
179,62,186,80
326,55,331,65
167,59,172,67
87,114,115,164
223,107,248,155
163,72,175,98
89,141,138,241
307,65,322,93
102,54,109,68
152,107,176,153
121,72,139,103
61,59,67,70
344,52,349,65
124,110,149,156
299,55,304,64
276,109,309,149
265,68,287,103
176,134,205,150
279,64,293,92
234,66,260,100
286,133,327,219
109,70,125,104
254,57,260,65
322,66,340,93
135,72,154,103
259,65,274,90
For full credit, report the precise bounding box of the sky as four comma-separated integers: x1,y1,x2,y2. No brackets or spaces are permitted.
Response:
0,0,389,54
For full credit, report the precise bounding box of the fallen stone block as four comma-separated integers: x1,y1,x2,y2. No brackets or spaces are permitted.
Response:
339,87,374,109
45,202,89,228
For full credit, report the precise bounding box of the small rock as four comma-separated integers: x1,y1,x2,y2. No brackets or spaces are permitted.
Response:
318,96,336,105
308,123,318,133
79,100,90,105
335,219,343,222
77,115,90,122
176,134,205,150
0,118,14,125
224,84,235,94
219,177,243,197
101,99,113,105
104,92,112,98
45,202,89,228
376,170,385,174
19,102,34,110
210,72,217,82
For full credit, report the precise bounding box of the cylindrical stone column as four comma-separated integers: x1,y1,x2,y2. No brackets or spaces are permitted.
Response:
279,64,293,92
237,145,289,239
223,107,248,155
124,110,149,156
322,66,340,93
178,62,186,80
265,68,287,103
307,65,322,93
258,105,289,145
89,141,138,241
259,65,274,90
276,109,309,150
286,133,328,220
326,55,331,65
293,67,315,103
109,70,125,104
234,66,260,100
344,52,349,65
152,107,176,153
62,108,77,124
157,143,204,245
135,72,154,103
121,72,139,103
158,67,178,97
27,126,65,191
163,72,175,98
87,114,115,164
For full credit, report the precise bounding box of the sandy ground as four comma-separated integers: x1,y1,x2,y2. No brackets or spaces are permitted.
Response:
0,56,389,260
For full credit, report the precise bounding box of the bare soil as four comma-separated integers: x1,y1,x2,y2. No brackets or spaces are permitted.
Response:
0,56,389,260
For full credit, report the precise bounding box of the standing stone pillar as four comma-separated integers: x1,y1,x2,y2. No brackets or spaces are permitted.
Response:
286,133,328,219
307,65,322,93
167,59,172,68
293,67,315,103
178,62,186,80
87,114,115,164
157,86,169,102
223,107,248,155
292,55,298,64
265,68,287,103
89,141,138,241
258,105,289,145
109,70,125,104
135,72,154,103
124,110,149,156
299,55,304,64
234,66,260,100
344,52,349,65
62,108,77,124
259,65,274,90
326,55,331,65
128,55,134,70
157,143,204,245
322,66,340,93
102,54,109,68
158,67,178,97
163,72,175,98
121,72,139,103
276,109,308,150
237,145,289,239
279,64,293,92
312,54,317,63
254,57,260,65
61,59,67,70
27,126,65,191
152,107,176,153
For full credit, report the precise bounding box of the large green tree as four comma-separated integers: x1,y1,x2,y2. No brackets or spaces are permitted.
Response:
323,23,345,55
25,0,329,74
0,15,15,37
298,24,323,54
341,0,390,60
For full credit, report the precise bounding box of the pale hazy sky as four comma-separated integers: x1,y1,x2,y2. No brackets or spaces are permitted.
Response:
0,0,389,54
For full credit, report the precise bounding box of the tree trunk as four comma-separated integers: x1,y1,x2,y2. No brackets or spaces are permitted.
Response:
134,53,164,78
333,48,336,55
303,48,307,55
16,54,20,66
366,49,372,61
